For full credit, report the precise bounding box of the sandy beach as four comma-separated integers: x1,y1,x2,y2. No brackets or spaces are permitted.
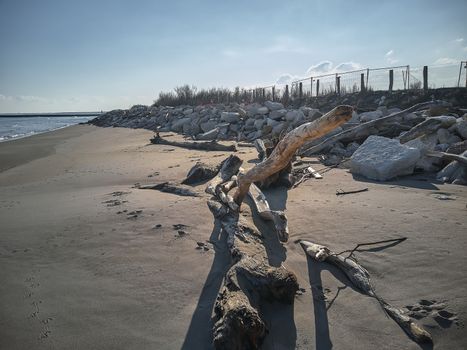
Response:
1,124,466,350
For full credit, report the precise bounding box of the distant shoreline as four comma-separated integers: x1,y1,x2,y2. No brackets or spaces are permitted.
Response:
0,112,104,118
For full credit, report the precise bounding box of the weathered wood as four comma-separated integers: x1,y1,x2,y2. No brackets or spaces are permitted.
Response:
248,183,289,242
254,139,267,161
182,162,220,185
301,101,442,156
426,150,467,166
138,182,200,197
300,240,432,344
233,105,354,206
206,155,243,196
207,158,299,349
398,118,445,143
150,133,237,152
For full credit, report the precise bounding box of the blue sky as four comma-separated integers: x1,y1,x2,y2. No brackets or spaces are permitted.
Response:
1,0,466,112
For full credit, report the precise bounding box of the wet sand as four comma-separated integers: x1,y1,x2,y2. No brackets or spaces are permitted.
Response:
0,125,466,349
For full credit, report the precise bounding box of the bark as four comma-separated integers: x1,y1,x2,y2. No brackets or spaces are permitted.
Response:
300,240,432,344
150,133,237,152
233,105,354,206
182,162,221,185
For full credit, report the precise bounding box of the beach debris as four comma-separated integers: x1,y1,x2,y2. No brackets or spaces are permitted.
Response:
336,187,368,196
299,239,432,344
102,199,127,206
181,161,220,185
138,181,200,197
150,132,237,152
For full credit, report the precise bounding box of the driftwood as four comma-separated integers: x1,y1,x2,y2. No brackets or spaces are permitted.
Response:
207,156,299,349
182,162,221,185
300,240,432,344
254,139,267,161
233,105,354,206
336,188,368,196
138,181,199,197
398,118,445,143
436,150,467,184
446,140,467,155
150,133,237,152
301,101,441,156
426,150,467,166
248,183,289,242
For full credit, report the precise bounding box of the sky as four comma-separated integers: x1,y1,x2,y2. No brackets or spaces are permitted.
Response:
0,0,466,113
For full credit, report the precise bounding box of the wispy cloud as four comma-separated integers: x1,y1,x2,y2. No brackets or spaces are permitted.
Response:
434,57,460,65
385,50,398,64
276,61,363,84
454,38,464,43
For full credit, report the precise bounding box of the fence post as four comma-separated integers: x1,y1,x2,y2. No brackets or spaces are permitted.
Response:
262,88,265,100
423,66,428,91
366,68,370,90
407,66,410,90
389,69,394,92
360,73,365,92
310,78,313,98
299,82,303,100
316,79,320,96
336,76,341,95
272,86,275,101
284,85,289,104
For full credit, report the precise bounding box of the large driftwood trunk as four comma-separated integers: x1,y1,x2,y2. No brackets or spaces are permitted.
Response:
150,133,237,152
233,105,353,205
206,156,299,349
300,101,442,156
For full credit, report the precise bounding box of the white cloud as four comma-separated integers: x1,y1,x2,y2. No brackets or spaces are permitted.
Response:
305,61,333,75
275,73,300,85
434,57,460,65
454,38,464,43
385,49,399,64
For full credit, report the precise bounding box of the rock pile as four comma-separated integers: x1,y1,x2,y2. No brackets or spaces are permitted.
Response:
90,100,467,185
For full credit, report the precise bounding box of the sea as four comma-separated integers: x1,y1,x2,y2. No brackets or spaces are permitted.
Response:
0,115,97,142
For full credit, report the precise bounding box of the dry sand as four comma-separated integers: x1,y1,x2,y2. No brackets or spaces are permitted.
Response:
0,125,466,350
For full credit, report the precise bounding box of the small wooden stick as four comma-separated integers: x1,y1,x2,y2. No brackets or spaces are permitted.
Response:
336,188,368,196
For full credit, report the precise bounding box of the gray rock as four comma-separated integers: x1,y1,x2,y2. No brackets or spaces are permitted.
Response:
455,118,467,139
435,143,450,152
359,110,384,123
406,134,440,172
256,106,269,115
264,101,284,111
350,136,421,181
437,128,451,144
269,109,287,120
171,117,191,132
200,120,217,133
220,112,240,123
431,115,457,128
266,118,280,127
183,108,194,115
197,128,219,140
272,122,287,136
254,119,265,131
346,141,360,156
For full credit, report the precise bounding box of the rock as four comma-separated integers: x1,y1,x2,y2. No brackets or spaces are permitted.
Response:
455,119,467,139
437,128,451,144
431,115,457,128
200,120,217,133
359,110,384,123
406,134,441,172
266,118,280,127
435,143,450,152
269,109,287,120
183,108,194,115
171,117,191,132
254,119,265,131
256,106,269,115
345,141,360,157
272,122,287,136
350,136,421,181
264,101,284,111
197,128,219,140
220,112,240,123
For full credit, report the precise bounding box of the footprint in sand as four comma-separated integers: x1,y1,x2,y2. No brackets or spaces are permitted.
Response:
405,299,463,328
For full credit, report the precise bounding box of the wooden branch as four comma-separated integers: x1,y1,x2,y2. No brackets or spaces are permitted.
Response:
301,101,441,156
233,105,354,206
336,188,368,196
398,118,445,143
254,139,267,161
248,183,289,242
150,133,237,152
300,240,432,344
426,150,467,166
206,155,243,196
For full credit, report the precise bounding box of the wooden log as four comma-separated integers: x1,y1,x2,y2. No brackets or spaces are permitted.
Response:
426,150,467,166
423,66,428,91
300,240,432,344
150,133,237,152
254,139,267,161
233,105,354,206
206,155,243,196
207,161,299,349
248,183,289,242
301,101,442,156
398,118,445,143
137,182,200,197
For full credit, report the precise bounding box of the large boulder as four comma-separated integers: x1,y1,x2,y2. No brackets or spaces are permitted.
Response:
359,110,384,123
269,109,287,120
350,136,421,181
220,112,240,123
455,118,467,139
264,101,284,111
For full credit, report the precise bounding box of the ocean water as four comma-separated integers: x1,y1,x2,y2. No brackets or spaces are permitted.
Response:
0,116,96,142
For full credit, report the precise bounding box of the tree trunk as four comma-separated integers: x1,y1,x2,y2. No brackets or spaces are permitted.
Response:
150,133,237,152
233,105,354,206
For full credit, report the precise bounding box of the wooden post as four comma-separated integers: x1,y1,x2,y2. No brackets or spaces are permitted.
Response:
299,82,303,99
310,78,313,97
423,66,428,91
366,68,370,90
284,85,289,104
272,86,275,101
262,88,265,100
389,69,394,92
336,76,341,95
316,79,320,96
360,73,365,92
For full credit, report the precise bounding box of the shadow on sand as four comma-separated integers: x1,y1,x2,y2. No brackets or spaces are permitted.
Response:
182,185,296,349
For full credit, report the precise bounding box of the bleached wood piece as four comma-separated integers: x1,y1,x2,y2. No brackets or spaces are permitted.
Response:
300,240,432,344
248,183,289,242
233,105,354,206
